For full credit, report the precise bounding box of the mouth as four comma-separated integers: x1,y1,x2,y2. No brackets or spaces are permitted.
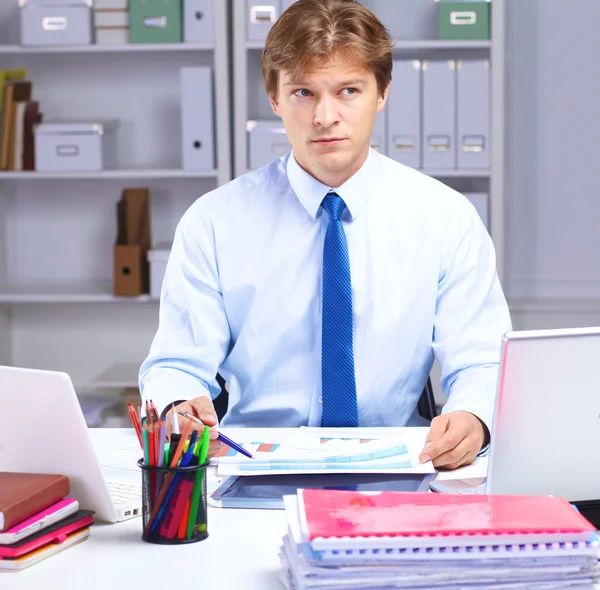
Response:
312,137,347,146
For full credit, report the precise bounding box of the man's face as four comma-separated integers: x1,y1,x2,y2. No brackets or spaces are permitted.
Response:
269,56,388,186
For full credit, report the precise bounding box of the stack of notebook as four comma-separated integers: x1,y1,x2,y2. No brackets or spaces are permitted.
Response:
0,472,94,572
280,489,600,590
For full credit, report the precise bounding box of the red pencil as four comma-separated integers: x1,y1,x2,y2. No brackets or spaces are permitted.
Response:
127,402,143,448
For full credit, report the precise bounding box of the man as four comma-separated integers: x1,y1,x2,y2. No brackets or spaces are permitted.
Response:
139,0,512,469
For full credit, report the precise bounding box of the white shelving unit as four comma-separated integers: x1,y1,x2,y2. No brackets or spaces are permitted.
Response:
0,2,232,393
0,42,214,54
233,0,505,278
0,169,218,180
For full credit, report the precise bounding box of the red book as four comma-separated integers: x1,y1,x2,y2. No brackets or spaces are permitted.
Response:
298,489,597,541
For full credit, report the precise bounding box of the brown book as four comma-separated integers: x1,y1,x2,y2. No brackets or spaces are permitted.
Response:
22,100,40,171
0,80,31,170
0,472,70,532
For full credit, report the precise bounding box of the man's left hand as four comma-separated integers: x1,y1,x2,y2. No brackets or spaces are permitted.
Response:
419,411,488,470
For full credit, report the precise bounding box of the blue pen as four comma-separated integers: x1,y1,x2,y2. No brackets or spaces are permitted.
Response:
178,411,254,459
150,430,199,535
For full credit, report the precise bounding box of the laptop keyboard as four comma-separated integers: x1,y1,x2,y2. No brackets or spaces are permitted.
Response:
107,480,142,504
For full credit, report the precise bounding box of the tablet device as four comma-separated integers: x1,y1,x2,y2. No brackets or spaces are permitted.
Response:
428,477,487,494
209,473,435,509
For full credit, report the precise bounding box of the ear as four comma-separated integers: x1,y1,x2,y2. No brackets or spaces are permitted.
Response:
376,84,390,114
269,94,281,117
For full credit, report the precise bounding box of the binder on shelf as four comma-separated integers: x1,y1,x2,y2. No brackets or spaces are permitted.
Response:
387,60,421,169
246,1,279,42
457,59,490,169
129,0,183,44
370,108,386,154
113,188,151,297
180,66,215,171
422,60,456,170
184,0,213,44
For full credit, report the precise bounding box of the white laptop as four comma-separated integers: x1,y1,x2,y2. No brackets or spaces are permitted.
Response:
0,365,142,523
430,326,600,504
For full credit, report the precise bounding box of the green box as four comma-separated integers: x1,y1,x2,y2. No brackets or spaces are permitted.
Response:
129,0,183,44
436,1,491,40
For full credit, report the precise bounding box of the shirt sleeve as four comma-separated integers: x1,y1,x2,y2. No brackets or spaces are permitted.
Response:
138,201,230,418
432,197,512,435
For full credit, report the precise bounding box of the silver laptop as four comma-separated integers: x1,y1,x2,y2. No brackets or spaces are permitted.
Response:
0,365,142,523
431,327,600,503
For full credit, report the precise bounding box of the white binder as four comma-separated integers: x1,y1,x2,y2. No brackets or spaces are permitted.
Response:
457,59,490,169
422,60,456,170
184,0,214,44
387,60,421,169
180,66,215,171
247,0,279,42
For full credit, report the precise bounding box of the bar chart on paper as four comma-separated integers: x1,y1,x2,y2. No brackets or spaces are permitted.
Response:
213,442,281,458
214,434,435,476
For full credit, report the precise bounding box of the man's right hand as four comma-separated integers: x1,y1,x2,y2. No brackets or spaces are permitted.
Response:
164,396,223,458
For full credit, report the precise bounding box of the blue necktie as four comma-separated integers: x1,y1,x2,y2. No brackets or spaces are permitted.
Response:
320,192,359,427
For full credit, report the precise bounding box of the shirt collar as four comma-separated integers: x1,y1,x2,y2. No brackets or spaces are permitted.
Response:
287,148,380,220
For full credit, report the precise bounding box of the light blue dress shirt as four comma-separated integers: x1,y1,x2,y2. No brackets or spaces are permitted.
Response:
140,149,512,431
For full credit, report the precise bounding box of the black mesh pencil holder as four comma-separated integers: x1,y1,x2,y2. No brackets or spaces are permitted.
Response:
137,458,209,545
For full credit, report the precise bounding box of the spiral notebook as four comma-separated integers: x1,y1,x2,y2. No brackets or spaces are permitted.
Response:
280,491,600,589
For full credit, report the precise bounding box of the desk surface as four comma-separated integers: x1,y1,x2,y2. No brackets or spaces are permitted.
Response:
3,428,488,590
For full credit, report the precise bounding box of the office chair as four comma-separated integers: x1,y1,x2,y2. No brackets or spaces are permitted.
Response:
212,374,438,423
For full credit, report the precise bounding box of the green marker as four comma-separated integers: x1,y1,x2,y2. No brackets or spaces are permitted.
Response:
186,426,210,538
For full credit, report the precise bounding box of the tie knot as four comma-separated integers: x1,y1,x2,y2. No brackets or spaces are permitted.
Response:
321,193,346,222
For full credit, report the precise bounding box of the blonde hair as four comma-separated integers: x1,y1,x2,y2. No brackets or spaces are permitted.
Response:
262,0,393,100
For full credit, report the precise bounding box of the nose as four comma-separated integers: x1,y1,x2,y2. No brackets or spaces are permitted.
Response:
313,94,340,129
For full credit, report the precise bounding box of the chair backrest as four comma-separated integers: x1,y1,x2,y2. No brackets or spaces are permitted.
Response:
417,377,437,422
213,374,438,423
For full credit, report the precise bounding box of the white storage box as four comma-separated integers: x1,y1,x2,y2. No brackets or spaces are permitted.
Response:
19,0,93,46
34,120,118,172
148,244,172,299
247,120,291,169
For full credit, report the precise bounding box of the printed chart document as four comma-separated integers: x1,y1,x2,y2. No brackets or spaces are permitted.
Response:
215,427,435,476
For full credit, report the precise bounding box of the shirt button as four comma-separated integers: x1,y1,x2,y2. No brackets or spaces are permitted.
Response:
318,396,323,404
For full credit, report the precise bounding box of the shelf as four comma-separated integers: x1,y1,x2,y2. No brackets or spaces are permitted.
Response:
0,285,158,303
0,42,213,54
508,298,600,313
0,169,218,180
422,169,490,178
246,39,491,50
86,362,141,389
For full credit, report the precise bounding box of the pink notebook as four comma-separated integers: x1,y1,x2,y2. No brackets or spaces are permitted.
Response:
0,498,78,545
298,490,597,541
0,510,93,558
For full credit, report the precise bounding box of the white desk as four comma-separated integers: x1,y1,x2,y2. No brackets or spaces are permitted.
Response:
3,428,488,590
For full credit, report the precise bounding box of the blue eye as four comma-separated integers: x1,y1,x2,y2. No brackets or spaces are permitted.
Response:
342,88,357,95
294,89,311,97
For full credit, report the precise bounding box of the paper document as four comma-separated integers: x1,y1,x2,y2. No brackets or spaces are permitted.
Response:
216,428,434,476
